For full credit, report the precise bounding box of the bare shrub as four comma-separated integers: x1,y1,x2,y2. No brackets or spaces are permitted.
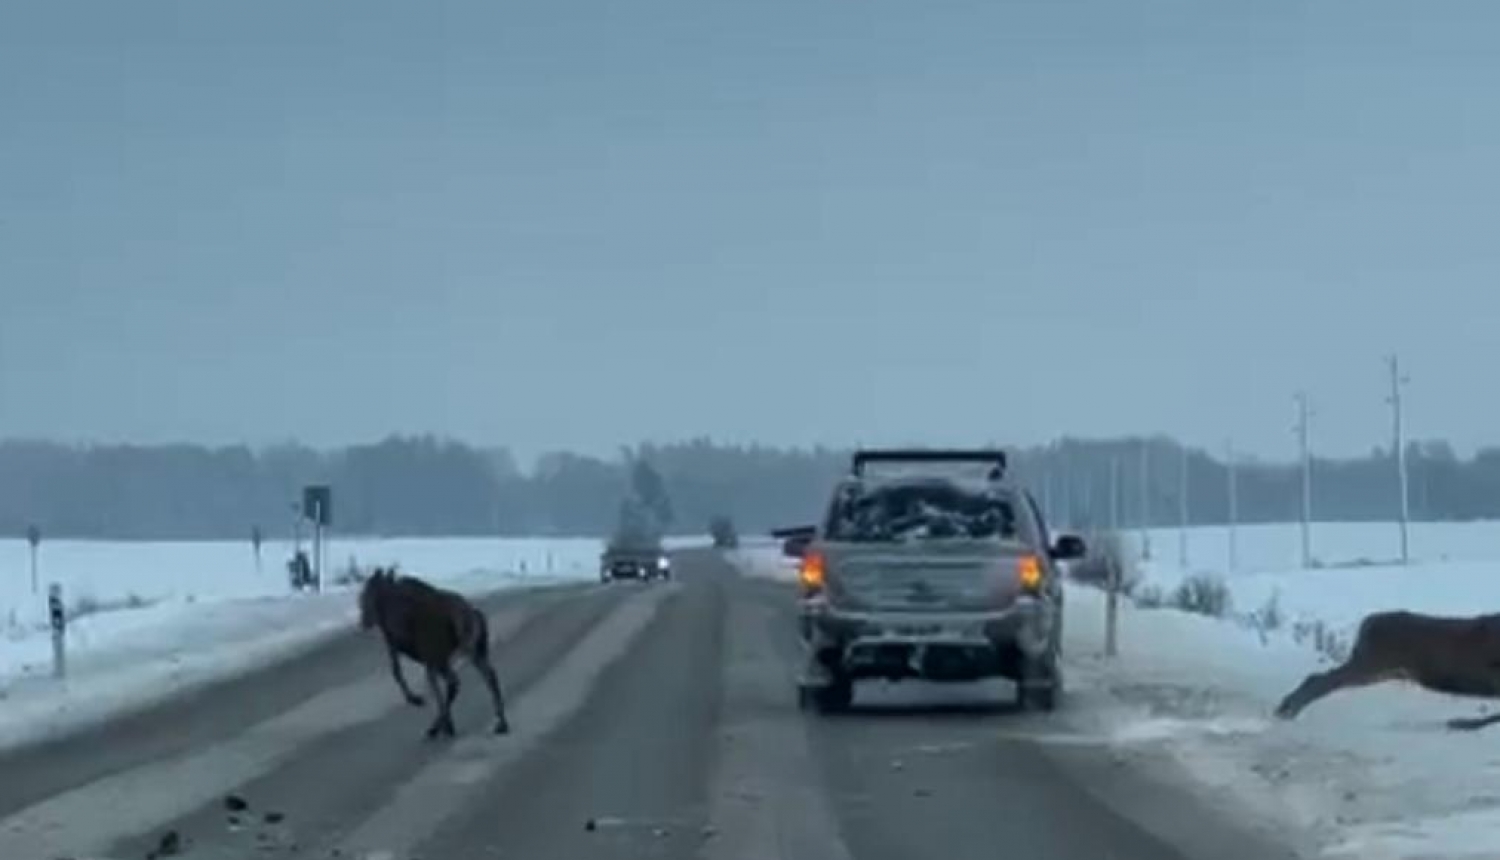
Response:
70,593,153,620
1170,573,1232,618
1292,618,1351,663
1133,583,1167,609
1249,589,1283,632
333,556,369,587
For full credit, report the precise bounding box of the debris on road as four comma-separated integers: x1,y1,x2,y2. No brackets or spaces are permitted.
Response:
145,829,183,859
224,794,250,813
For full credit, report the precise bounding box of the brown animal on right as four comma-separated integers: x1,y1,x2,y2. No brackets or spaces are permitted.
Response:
1275,609,1500,730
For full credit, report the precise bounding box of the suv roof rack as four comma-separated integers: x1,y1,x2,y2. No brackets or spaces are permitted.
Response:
850,448,1008,481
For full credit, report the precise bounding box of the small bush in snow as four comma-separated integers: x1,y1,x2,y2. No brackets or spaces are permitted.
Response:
70,593,152,620
332,557,368,587
1170,573,1232,618
1250,589,1283,632
1133,584,1167,609
1293,618,1350,663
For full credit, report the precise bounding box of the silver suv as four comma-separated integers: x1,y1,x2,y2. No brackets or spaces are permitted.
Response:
789,449,1085,714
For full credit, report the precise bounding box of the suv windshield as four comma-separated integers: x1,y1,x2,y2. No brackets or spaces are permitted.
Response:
824,480,1023,543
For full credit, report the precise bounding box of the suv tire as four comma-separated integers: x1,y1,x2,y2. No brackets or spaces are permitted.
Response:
799,676,854,714
1016,655,1061,712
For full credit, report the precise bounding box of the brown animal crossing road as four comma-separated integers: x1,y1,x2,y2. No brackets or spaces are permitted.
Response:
0,550,1302,860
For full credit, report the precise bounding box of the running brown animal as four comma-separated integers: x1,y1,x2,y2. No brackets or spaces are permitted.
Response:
1275,610,1500,730
358,567,511,739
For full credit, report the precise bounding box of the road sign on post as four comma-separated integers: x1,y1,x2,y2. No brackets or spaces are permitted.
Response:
48,582,66,679
26,525,41,596
302,486,332,527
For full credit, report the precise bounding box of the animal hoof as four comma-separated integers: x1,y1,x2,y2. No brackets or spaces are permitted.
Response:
494,719,511,735
1448,717,1482,731
406,695,426,707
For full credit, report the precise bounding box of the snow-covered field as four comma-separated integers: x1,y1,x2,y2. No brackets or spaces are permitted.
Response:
732,522,1500,860
0,536,605,753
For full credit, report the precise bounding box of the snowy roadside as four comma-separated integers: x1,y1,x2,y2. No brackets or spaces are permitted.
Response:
1062,584,1500,860
730,536,1500,859
0,541,596,756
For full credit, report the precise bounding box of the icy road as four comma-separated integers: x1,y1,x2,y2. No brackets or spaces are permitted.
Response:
0,550,1298,860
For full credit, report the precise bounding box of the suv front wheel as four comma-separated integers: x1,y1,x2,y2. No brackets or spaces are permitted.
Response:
1016,655,1061,712
799,676,854,714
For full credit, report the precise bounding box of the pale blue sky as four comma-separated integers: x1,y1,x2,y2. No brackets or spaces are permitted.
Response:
2,1,1497,460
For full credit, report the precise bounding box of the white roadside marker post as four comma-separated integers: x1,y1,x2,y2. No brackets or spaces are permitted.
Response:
27,524,41,596
48,582,66,680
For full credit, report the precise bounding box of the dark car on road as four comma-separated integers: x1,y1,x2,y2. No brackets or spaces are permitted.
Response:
787,449,1085,714
600,543,671,582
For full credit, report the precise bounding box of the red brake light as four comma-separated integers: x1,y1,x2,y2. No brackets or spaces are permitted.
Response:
799,552,825,594
1017,554,1043,592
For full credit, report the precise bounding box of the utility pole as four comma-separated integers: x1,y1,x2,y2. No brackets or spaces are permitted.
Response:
1109,456,1121,534
1295,392,1314,568
1178,445,1190,567
1226,439,1239,572
1387,354,1411,565
1083,467,1096,538
1138,440,1152,560
1105,456,1121,658
1059,448,1072,531
1042,447,1055,526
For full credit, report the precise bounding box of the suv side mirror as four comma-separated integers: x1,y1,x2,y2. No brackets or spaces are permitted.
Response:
782,535,812,558
1051,534,1087,561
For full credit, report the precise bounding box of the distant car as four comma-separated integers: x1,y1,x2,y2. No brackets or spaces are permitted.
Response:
600,546,671,583
790,449,1085,714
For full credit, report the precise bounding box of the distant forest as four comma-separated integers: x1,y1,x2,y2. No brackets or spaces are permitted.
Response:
0,436,1491,540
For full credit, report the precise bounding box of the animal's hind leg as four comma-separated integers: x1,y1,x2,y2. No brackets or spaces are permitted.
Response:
1448,712,1500,731
423,667,452,740
473,654,511,734
440,665,461,736
1275,661,1384,719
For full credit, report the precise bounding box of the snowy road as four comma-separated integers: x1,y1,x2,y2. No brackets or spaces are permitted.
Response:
0,550,1298,860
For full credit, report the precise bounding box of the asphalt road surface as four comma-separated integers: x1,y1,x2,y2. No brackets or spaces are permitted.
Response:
0,550,1302,860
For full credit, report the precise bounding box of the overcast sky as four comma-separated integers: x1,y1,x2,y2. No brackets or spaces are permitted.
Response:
2,1,1497,461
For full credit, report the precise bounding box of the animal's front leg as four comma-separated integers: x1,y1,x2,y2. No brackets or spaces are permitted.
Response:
423,667,451,739
388,644,425,707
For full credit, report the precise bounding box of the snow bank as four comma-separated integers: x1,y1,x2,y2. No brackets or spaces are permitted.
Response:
0,536,601,609
1062,583,1500,859
0,538,597,754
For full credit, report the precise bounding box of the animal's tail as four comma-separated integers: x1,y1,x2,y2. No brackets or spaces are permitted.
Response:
467,607,491,663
